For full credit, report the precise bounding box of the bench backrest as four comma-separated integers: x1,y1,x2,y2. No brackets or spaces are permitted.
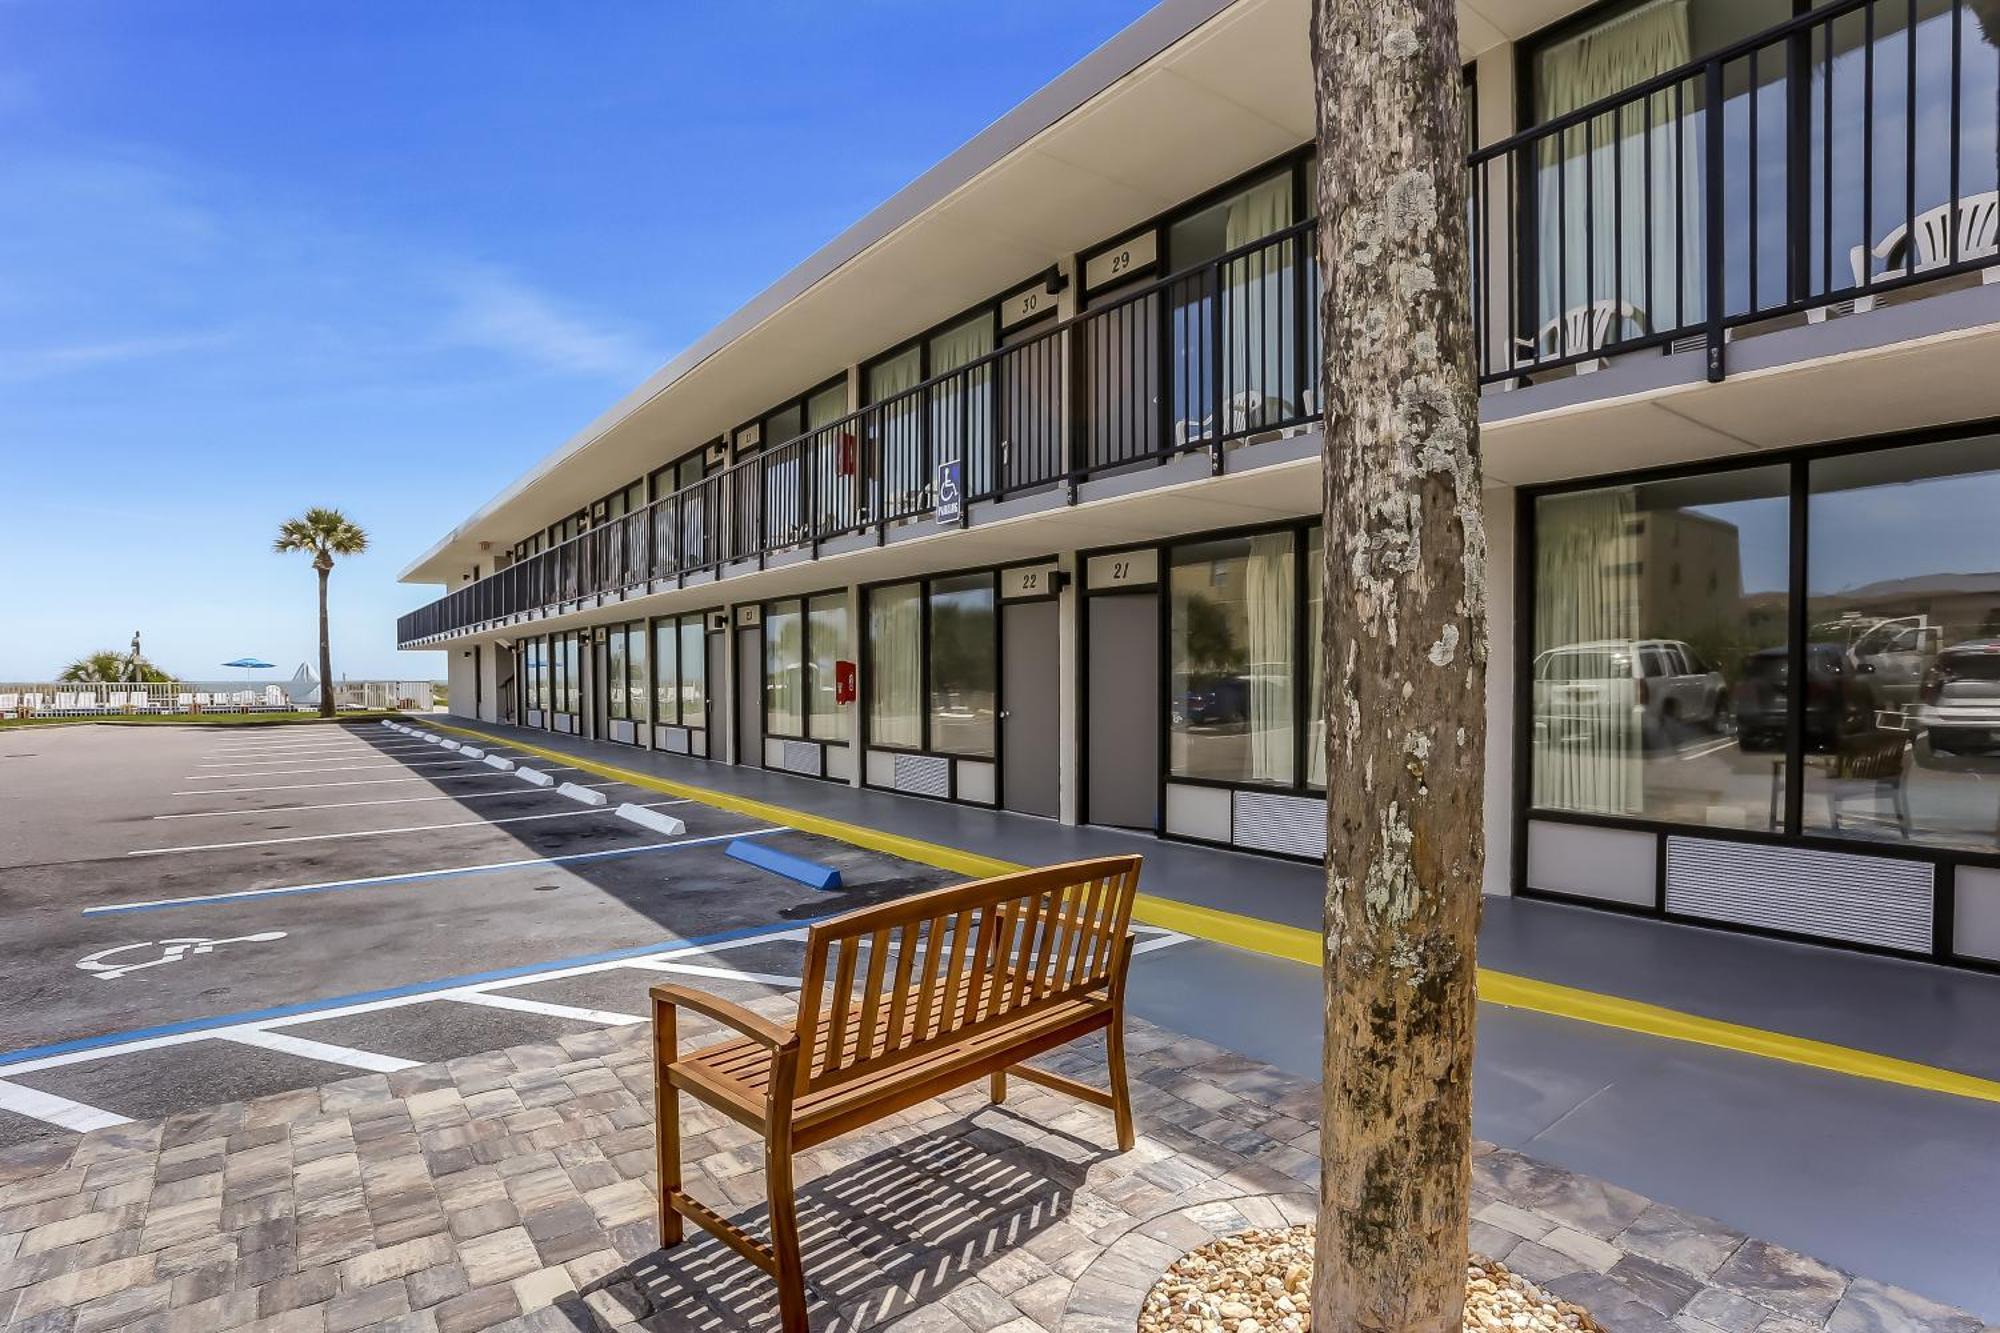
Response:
794,855,1140,1094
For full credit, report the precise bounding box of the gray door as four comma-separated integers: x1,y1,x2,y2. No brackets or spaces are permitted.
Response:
1087,593,1159,830
1002,600,1060,817
736,624,762,767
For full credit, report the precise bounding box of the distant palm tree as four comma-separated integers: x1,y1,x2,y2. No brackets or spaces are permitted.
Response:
58,650,173,684
274,507,369,718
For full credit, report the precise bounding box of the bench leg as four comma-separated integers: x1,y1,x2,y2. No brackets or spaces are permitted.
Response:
766,1138,809,1333
1106,1014,1135,1153
653,1002,684,1248
990,1070,1007,1103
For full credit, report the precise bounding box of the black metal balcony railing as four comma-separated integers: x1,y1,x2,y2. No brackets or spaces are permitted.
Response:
402,0,2000,647
398,222,1321,646
1469,0,2000,384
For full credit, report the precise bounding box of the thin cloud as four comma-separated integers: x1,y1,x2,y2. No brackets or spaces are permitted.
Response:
0,330,232,383
438,266,656,379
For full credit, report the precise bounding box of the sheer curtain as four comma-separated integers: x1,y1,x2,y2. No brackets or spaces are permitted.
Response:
1535,0,1693,356
1223,175,1297,431
1533,488,1642,813
868,349,924,519
868,582,922,748
1306,529,1326,788
805,382,850,536
929,318,995,497
1245,532,1296,784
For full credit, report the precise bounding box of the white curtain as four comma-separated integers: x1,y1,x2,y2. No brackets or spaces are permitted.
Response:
1533,488,1642,814
868,348,924,518
1534,0,1694,358
1306,529,1326,788
868,583,922,748
1245,532,1296,784
1222,176,1297,431
805,382,851,535
929,317,995,497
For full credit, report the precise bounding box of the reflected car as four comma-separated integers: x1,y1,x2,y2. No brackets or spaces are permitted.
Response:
1533,638,1727,748
1734,644,1878,754
1915,639,2000,758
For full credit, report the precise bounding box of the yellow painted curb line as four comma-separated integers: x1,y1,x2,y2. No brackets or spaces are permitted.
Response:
431,721,2000,1107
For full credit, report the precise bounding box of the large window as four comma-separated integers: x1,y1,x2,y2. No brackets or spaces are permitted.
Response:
765,599,806,737
928,574,997,757
765,594,849,742
1803,439,2000,852
651,614,710,729
869,582,923,748
1531,469,1790,829
607,625,627,721
1169,533,1297,785
809,593,849,742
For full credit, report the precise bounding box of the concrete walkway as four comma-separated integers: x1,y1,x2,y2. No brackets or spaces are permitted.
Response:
2,1010,1990,1333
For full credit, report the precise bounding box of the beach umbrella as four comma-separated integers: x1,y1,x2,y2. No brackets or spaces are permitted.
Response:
222,658,276,692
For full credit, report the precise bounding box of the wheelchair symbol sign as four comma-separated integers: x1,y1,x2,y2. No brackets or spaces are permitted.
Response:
935,459,962,526
76,932,287,981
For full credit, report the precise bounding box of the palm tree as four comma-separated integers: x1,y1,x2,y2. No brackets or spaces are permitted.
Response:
58,650,174,684
274,507,369,718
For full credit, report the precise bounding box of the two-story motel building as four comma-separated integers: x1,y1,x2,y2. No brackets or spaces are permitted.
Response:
399,0,2000,970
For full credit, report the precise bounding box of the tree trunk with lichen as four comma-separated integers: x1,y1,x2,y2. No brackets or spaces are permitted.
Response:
1310,1,1485,1332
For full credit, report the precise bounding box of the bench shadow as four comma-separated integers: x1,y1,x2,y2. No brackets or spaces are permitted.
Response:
568,1126,1090,1330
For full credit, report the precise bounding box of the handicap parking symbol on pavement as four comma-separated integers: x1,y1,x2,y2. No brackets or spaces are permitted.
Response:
76,931,288,981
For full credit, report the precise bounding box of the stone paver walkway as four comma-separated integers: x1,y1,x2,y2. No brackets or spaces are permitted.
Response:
0,1007,1989,1333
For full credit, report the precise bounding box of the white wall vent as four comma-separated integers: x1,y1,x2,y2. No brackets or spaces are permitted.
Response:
782,740,823,778
1232,791,1327,859
893,754,950,798
1665,837,1932,954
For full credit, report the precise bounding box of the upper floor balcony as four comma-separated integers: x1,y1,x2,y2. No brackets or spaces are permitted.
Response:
400,0,2000,649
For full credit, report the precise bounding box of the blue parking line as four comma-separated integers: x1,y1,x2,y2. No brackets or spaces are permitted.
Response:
81,827,786,916
0,916,820,1070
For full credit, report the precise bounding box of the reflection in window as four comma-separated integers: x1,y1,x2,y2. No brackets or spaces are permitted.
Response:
869,582,922,748
929,574,996,757
625,623,647,725
766,599,804,737
1169,533,1296,785
1804,438,2000,851
1531,469,1789,827
607,626,627,721
809,593,849,742
652,621,678,724
679,619,706,730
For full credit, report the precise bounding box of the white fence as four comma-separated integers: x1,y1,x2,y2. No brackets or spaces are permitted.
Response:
0,681,437,718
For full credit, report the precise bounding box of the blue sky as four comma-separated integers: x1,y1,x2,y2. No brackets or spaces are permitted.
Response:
0,0,1148,682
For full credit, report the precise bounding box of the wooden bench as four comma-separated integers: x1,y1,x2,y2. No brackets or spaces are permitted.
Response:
650,855,1142,1331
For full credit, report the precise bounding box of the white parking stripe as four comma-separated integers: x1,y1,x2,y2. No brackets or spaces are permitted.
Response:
623,960,798,988
0,1078,131,1132
88,827,786,913
182,760,480,779
216,1028,420,1073
126,804,674,856
171,772,530,796
443,991,644,1025
152,783,624,819
196,749,436,766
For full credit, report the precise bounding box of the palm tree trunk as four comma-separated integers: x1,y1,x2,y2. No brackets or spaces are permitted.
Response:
1311,2,1484,1331
317,563,335,718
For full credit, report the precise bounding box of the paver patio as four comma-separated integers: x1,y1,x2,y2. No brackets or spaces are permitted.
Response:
0,1006,1988,1333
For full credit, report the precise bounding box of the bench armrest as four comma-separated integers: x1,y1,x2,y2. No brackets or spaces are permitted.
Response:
650,982,797,1050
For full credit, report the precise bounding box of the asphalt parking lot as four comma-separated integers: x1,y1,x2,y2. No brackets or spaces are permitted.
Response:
0,721,1187,1150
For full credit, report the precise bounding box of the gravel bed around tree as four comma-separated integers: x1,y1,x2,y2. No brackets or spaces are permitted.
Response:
1136,1224,1604,1333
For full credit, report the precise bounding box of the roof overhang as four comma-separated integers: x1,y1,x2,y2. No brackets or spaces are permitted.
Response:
401,0,1585,585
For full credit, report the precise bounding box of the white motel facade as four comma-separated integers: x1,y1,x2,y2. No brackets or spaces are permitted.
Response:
399,0,2000,970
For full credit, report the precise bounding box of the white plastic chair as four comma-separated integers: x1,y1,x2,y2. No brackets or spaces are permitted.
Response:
1847,191,2000,309
1519,299,1648,370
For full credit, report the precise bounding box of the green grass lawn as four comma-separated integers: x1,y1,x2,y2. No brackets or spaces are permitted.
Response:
0,710,412,730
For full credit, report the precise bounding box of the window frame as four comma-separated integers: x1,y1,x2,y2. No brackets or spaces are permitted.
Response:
759,590,849,744
1514,417,2000,965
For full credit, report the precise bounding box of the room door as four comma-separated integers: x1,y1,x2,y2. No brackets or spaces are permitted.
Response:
1086,592,1160,829
1001,599,1060,817
735,622,763,767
